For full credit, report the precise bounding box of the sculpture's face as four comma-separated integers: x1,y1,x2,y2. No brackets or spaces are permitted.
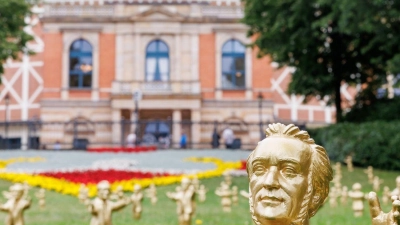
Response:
249,137,311,225
181,178,190,190
98,186,110,200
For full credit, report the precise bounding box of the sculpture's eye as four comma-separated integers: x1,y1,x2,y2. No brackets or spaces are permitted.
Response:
281,166,297,178
253,165,265,176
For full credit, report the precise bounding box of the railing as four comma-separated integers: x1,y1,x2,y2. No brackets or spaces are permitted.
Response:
0,119,305,150
111,80,201,95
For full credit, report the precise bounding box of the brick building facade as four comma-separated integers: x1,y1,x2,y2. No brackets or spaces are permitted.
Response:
0,0,353,149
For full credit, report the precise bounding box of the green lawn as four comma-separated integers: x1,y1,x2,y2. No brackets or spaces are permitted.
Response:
0,164,398,225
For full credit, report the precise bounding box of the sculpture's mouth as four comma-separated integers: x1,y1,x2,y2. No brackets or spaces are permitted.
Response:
259,195,283,206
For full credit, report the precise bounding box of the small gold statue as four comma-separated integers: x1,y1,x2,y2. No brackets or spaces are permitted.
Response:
231,186,239,206
35,188,46,210
340,186,348,205
382,186,391,205
372,176,384,192
215,182,232,212
223,172,232,187
111,185,124,201
349,183,365,217
192,176,200,191
344,155,354,172
329,187,338,208
146,183,158,206
130,184,143,220
166,177,196,225
197,185,208,203
245,123,400,225
0,183,31,225
87,180,130,225
240,190,250,199
391,176,400,196
365,166,374,184
78,184,89,204
22,182,30,200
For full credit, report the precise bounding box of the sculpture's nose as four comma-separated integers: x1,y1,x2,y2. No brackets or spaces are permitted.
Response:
263,166,280,189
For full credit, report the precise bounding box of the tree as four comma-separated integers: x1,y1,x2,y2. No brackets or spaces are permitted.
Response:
242,0,400,122
0,0,33,77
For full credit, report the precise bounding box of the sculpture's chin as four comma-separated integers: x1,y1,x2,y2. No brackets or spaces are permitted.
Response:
255,202,290,224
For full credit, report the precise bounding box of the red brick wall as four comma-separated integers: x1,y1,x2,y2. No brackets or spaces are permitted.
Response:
42,32,62,99
199,33,215,99
252,45,273,100
99,33,115,99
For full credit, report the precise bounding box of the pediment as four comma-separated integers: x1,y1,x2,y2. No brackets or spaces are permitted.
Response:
132,6,185,21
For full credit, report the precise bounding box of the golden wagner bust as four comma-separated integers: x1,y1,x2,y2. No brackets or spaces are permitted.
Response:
246,123,400,225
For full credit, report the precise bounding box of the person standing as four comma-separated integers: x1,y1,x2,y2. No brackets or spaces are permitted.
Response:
211,128,220,149
222,127,234,149
180,133,187,149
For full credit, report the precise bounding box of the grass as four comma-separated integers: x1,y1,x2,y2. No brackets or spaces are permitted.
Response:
0,164,398,225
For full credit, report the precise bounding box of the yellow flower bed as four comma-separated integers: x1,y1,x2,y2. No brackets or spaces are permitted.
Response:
0,157,45,169
0,157,242,197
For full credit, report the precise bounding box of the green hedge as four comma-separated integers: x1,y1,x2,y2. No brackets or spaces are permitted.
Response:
308,121,400,170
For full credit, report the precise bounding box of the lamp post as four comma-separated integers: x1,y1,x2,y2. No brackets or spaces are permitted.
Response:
257,92,264,141
133,91,142,145
4,94,9,150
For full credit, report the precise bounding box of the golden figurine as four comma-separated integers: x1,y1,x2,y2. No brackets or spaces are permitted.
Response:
382,186,391,205
245,123,400,225
166,177,196,225
215,182,232,212
344,155,354,172
240,190,250,199
368,193,400,225
391,176,400,196
329,187,338,208
87,180,130,225
231,186,239,206
22,182,30,200
111,185,124,201
340,186,348,205
0,183,31,225
372,176,384,192
349,183,365,217
78,184,89,204
365,166,374,184
130,184,143,220
197,185,208,203
223,172,232,187
192,176,200,191
35,188,46,210
146,183,158,206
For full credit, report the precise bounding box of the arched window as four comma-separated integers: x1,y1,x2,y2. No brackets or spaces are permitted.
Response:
146,40,169,82
221,39,246,89
69,39,93,88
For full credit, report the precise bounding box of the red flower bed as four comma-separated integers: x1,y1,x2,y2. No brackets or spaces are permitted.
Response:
240,160,246,170
38,169,172,184
86,146,157,153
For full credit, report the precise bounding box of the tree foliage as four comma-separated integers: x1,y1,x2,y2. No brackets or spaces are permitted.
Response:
242,0,400,122
309,121,400,170
0,0,33,76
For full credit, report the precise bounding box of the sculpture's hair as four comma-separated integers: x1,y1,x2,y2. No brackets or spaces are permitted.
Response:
247,123,333,225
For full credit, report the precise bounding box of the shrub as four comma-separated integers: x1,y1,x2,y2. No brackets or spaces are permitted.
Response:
308,121,400,170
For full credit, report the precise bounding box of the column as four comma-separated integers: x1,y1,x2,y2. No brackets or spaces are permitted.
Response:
191,109,201,148
112,109,121,144
21,126,28,150
172,110,182,148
